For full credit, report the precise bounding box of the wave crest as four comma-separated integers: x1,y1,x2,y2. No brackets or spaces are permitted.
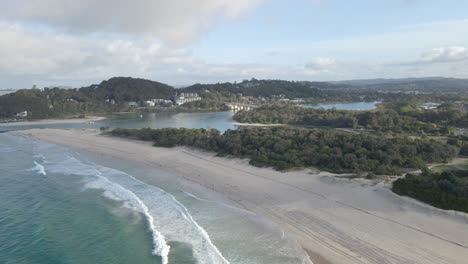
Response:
28,161,46,175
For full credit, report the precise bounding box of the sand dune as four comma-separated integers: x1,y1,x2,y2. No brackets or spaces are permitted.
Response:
16,129,468,264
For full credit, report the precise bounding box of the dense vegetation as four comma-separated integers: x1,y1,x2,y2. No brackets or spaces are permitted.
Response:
393,170,468,213
234,104,456,134
0,77,176,119
109,127,456,174
333,77,468,93
182,79,350,100
0,89,50,119
80,77,174,102
382,99,468,127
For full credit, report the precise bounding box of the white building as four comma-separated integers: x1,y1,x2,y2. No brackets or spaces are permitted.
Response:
105,99,116,105
225,103,257,112
15,111,28,117
421,102,441,110
175,92,201,106
144,101,155,107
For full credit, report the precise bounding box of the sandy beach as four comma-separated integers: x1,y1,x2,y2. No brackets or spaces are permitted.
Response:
231,122,286,127
0,116,105,127
15,129,468,264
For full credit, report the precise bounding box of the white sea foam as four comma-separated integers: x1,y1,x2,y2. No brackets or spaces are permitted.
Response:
183,190,204,201
33,154,46,160
183,191,256,216
108,169,231,264
44,154,230,264
28,161,46,175
85,172,170,264
19,137,314,264
168,192,231,264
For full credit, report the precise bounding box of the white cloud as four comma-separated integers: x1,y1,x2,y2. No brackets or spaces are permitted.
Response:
1,13,468,88
305,57,337,72
1,20,468,89
0,23,90,75
1,0,263,44
0,22,199,86
245,19,468,64
421,46,467,63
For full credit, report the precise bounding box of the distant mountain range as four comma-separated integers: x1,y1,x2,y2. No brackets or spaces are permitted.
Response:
329,77,468,91
2,76,468,92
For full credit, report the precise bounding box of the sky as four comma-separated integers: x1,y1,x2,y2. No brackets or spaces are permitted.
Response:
1,0,467,89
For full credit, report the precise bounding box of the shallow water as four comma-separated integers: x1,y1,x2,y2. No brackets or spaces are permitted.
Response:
0,111,236,132
304,101,379,110
0,133,310,264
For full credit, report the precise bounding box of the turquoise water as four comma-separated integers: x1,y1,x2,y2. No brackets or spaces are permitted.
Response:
0,134,310,264
0,111,236,132
0,134,158,264
304,101,379,110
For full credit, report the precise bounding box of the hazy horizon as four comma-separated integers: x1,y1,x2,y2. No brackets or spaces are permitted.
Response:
2,75,468,91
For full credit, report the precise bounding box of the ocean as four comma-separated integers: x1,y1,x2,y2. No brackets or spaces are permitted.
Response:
0,133,310,264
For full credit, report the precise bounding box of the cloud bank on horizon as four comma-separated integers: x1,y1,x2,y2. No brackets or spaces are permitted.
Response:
0,0,467,88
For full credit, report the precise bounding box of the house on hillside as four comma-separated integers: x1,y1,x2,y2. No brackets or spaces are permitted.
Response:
225,103,257,111
144,101,155,107
421,102,441,110
174,92,201,106
105,98,116,105
151,99,173,106
15,111,28,118
128,102,138,108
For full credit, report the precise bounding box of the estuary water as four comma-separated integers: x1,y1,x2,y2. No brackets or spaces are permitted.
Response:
0,132,310,264
304,101,379,110
0,111,237,133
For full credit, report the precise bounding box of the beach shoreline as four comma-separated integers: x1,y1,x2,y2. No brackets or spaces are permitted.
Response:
14,128,468,264
231,122,286,127
0,116,105,127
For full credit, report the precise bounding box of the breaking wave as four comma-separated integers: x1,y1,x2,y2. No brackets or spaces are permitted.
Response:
85,171,170,264
43,154,230,264
28,161,46,175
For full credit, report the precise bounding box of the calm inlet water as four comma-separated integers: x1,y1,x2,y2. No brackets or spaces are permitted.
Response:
304,101,379,110
100,111,237,131
0,133,310,264
0,111,236,132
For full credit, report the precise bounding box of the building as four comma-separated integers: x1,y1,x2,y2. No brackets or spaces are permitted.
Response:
225,102,258,112
128,102,138,107
421,102,441,110
15,111,28,117
144,100,155,107
105,98,116,105
174,92,201,106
